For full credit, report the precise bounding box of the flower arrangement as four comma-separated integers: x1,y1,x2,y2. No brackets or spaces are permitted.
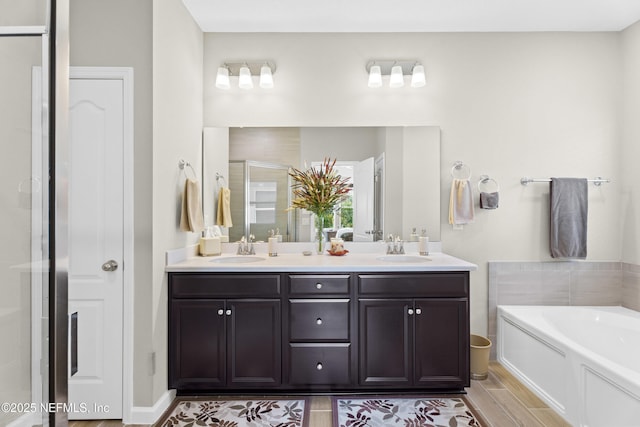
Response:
288,158,351,253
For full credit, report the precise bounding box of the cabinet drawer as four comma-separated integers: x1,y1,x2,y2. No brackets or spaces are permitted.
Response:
358,273,468,297
170,274,281,298
289,299,350,341
289,344,351,385
289,275,350,295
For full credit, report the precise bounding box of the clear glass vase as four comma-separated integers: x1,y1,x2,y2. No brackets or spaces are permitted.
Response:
314,215,325,254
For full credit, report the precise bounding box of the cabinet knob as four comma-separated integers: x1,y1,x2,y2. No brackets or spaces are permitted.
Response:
316,318,323,325
217,309,224,316
408,308,414,315
415,308,422,315
316,283,323,289
225,309,232,316
316,362,323,370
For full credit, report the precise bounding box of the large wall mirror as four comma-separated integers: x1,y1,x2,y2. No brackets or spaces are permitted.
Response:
203,126,441,243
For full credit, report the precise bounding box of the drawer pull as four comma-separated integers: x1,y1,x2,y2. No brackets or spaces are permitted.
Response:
408,308,414,315
225,309,232,316
316,283,323,289
415,308,422,315
316,318,323,325
316,362,323,370
217,309,224,316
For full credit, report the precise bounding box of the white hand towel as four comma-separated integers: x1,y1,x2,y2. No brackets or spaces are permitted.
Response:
448,179,475,225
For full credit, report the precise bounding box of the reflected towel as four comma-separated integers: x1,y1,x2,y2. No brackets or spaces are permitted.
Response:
550,178,588,259
448,179,475,225
180,179,204,233
216,187,233,228
480,191,499,209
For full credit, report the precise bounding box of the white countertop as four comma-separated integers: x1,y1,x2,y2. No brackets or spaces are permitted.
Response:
165,243,477,273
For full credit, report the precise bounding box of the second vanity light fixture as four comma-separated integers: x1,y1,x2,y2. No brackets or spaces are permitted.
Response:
215,61,276,90
366,60,426,88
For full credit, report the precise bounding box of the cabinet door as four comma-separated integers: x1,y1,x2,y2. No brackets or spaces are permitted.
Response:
169,299,226,390
227,299,282,387
414,299,469,388
359,299,412,386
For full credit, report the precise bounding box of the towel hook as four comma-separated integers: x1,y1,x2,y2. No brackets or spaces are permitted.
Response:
478,175,500,192
178,159,198,180
451,161,472,180
216,172,227,187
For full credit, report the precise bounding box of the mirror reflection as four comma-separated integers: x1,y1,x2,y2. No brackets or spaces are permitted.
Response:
203,126,441,243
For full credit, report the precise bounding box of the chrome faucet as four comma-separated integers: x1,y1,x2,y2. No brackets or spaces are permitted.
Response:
237,234,256,255
386,234,405,254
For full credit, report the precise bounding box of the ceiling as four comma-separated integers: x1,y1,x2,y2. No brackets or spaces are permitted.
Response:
182,0,640,33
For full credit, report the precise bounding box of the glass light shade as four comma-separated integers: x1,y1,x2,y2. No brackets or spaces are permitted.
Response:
215,66,230,90
259,64,274,89
389,65,404,88
368,65,382,88
411,64,426,88
238,65,253,90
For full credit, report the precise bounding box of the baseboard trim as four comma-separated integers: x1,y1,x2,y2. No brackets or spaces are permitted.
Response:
126,389,176,425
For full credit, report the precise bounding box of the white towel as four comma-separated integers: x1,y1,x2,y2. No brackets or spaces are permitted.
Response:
448,179,475,225
180,179,204,233
216,187,233,228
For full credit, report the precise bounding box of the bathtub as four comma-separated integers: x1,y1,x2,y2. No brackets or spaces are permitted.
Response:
497,305,640,427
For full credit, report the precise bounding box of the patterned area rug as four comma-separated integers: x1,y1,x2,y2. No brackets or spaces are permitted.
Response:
157,397,309,427
333,396,482,427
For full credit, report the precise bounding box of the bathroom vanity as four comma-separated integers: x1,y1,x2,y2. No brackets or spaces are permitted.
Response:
166,249,476,394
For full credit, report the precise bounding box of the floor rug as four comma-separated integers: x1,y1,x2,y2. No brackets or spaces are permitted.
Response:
157,397,310,427
333,396,482,427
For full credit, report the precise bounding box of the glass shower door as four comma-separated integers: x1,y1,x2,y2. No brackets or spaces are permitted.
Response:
0,35,49,427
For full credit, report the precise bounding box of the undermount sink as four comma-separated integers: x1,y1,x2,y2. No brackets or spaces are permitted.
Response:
376,255,431,263
210,256,266,264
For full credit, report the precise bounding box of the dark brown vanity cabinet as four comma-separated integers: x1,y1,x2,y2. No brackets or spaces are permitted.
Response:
168,270,470,393
286,274,355,388
168,274,281,391
358,273,470,390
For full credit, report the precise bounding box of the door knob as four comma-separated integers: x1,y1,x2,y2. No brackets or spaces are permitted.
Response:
101,260,118,272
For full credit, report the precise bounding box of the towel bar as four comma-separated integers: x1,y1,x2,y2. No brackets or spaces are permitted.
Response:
520,177,610,186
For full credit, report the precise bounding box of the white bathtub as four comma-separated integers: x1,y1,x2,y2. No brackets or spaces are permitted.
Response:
497,305,640,427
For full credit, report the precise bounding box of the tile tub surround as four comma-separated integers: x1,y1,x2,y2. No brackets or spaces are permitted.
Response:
488,261,640,359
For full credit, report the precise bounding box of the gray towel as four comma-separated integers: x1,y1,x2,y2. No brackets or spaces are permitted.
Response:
480,191,499,209
550,178,588,259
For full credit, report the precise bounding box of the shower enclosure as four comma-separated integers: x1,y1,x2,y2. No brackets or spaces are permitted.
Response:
1,1,68,425
228,161,295,243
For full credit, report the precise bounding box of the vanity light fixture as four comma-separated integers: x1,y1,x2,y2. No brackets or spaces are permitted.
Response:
215,66,231,90
215,61,277,90
367,64,382,88
366,60,425,89
238,64,253,90
389,64,404,88
259,63,274,89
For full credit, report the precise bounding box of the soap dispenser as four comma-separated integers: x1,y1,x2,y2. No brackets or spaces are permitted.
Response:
268,229,278,257
419,228,429,256
409,227,419,242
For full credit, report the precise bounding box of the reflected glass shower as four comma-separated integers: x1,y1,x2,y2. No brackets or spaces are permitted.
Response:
228,161,295,243
0,28,50,427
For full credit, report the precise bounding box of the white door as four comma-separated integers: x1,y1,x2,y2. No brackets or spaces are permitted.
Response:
68,77,124,419
353,157,375,242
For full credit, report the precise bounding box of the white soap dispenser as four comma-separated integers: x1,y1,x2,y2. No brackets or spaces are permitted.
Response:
268,229,278,257
419,228,429,256
409,227,419,242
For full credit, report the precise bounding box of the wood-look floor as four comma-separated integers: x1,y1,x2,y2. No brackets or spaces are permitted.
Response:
69,361,570,427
